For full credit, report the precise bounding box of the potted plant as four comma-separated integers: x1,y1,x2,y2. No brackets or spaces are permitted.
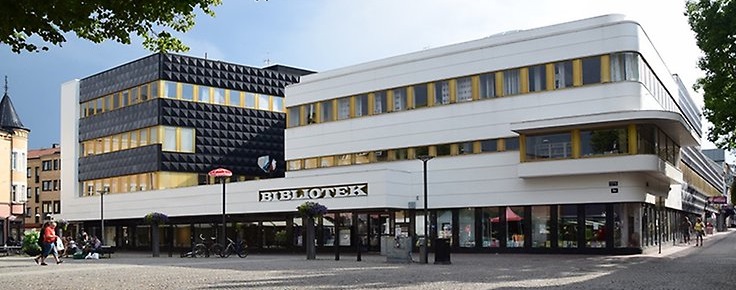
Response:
22,230,42,256
144,212,169,257
297,202,327,260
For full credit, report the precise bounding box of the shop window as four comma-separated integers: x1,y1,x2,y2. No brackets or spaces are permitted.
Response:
525,133,572,160
506,206,525,248
531,206,551,248
437,210,453,244
554,60,574,89
504,69,521,96
582,56,602,85
479,73,496,99
482,207,500,247
393,88,407,111
457,77,472,102
580,127,628,156
585,204,606,248
434,81,450,105
414,84,428,108
528,65,547,92
558,205,578,248
459,208,476,248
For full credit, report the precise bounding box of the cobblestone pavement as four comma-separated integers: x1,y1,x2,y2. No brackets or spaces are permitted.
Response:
1,230,734,290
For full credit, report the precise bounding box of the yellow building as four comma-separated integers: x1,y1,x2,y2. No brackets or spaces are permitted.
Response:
0,81,29,245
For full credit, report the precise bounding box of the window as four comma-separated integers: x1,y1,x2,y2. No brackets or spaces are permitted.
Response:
42,160,52,171
504,69,521,95
531,206,551,248
181,83,194,101
610,52,639,82
11,185,16,202
164,81,178,98
373,91,387,114
11,152,17,170
27,167,31,177
42,180,52,191
53,159,59,170
393,88,407,111
559,205,578,248
26,187,31,198
245,93,256,108
229,90,242,107
456,77,472,102
180,128,195,153
413,84,428,108
96,98,103,114
130,87,139,104
319,156,335,168
213,88,225,105
288,160,302,171
580,127,628,156
354,152,370,164
433,81,450,105
141,84,150,101
479,73,496,99
355,94,368,117
307,103,317,124
122,90,129,106
337,154,352,166
528,65,547,92
199,86,211,103
506,206,525,248
258,94,270,110
480,139,497,152
554,60,574,88
321,100,334,122
375,150,389,162
337,97,350,120
163,127,177,151
140,129,149,147
436,144,451,156
53,180,59,191
288,106,301,127
585,204,606,248
273,96,284,112
482,207,500,247
53,201,61,214
582,56,602,85
458,142,473,155
525,133,572,160
505,137,520,151
112,93,121,109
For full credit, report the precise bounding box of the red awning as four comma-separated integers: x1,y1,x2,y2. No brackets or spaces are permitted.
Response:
490,207,523,222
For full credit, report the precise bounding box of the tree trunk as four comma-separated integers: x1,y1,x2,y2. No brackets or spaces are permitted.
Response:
306,217,316,260
152,224,160,257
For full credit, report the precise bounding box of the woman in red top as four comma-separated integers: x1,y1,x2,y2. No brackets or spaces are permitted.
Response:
34,221,62,265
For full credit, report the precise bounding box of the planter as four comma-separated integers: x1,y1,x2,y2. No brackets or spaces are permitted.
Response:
306,217,316,260
152,224,160,257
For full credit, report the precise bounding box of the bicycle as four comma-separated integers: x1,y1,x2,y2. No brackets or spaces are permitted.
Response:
181,234,223,258
220,237,248,258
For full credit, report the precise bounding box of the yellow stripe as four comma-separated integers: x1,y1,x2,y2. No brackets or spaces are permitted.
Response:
349,96,356,118
471,75,480,101
472,141,481,153
495,72,504,97
546,64,555,90
368,93,375,115
428,83,435,106
387,90,394,112
520,68,530,94
601,55,611,83
573,59,583,86
572,129,581,158
407,86,415,109
449,79,457,103
628,124,637,154
332,99,337,120
519,135,526,162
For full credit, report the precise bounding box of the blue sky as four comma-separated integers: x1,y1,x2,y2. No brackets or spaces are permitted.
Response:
0,0,719,155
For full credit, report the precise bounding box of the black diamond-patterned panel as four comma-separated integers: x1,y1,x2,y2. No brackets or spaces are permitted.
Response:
79,100,160,141
79,145,161,181
159,99,286,177
79,54,161,102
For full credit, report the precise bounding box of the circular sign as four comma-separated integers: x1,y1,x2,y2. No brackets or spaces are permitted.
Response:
208,168,233,177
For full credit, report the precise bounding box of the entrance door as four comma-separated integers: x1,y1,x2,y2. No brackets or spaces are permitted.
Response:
356,213,391,252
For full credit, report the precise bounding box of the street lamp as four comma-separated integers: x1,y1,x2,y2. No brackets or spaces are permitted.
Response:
208,168,233,246
417,155,434,264
97,186,109,245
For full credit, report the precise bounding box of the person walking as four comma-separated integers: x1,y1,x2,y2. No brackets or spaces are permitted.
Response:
693,217,705,247
34,221,63,265
682,217,692,244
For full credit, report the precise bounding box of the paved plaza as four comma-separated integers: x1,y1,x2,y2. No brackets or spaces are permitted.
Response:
1,230,734,290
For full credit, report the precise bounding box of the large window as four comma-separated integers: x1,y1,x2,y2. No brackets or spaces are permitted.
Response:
582,56,601,85
337,97,350,120
164,81,177,98
258,95,270,110
181,84,194,101
580,127,628,156
199,86,211,103
558,205,578,248
610,52,639,82
288,106,301,127
414,84,428,108
373,91,387,114
506,207,525,248
321,100,334,122
525,133,572,160
434,81,450,105
355,94,368,117
585,204,606,248
393,88,407,111
456,77,472,102
213,88,226,105
162,126,195,153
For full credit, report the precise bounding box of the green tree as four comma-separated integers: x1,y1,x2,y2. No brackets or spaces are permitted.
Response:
686,0,736,150
0,0,221,53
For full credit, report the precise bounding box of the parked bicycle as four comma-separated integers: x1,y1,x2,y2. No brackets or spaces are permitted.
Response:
220,237,248,258
181,234,223,258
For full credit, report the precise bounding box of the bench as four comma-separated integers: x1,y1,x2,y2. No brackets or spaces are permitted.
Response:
0,246,22,256
97,246,115,258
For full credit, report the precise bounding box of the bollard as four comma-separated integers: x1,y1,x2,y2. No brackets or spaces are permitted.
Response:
357,238,362,262
335,230,340,261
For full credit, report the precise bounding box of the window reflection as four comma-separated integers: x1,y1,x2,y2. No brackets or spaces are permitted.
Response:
525,133,572,160
580,128,628,156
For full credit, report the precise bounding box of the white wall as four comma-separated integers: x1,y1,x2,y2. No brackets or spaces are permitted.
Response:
59,80,80,220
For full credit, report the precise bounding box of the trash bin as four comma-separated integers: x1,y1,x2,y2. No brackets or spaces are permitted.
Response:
705,226,714,235
434,238,451,264
418,237,427,263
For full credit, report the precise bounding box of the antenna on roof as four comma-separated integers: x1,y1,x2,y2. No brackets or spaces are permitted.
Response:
3,75,7,95
204,52,208,60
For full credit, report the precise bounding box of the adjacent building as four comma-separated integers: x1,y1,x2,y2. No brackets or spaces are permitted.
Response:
0,82,29,245
24,144,62,229
60,15,727,255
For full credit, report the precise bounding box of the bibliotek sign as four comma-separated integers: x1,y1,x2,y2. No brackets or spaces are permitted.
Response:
259,183,368,202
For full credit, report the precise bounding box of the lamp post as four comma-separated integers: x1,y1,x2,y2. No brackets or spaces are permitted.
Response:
97,186,109,245
418,155,434,264
208,168,233,246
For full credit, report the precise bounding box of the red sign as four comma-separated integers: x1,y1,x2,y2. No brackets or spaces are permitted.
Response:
708,196,727,204
208,168,232,177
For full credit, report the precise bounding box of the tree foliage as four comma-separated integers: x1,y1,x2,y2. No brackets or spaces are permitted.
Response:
686,0,736,150
0,0,221,53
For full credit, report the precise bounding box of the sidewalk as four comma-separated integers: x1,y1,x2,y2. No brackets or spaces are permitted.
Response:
640,227,734,258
